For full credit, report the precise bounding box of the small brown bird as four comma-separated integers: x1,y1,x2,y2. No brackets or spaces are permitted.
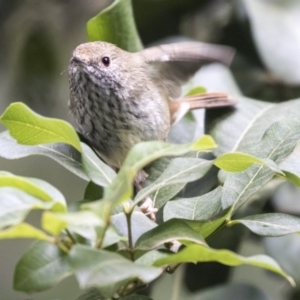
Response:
69,41,236,217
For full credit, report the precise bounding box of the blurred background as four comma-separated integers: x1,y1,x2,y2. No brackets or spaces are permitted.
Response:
1,0,300,299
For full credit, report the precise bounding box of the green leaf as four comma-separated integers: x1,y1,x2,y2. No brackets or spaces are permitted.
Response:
279,145,300,179
135,219,206,250
185,208,231,239
194,283,268,300
0,131,88,180
164,186,222,222
0,223,52,241
84,181,104,201
264,235,300,285
75,288,106,300
0,171,50,201
69,245,161,298
134,158,213,209
87,0,143,52
214,152,282,174
86,136,216,217
81,142,116,187
0,187,57,229
42,211,104,236
229,213,300,236
14,241,72,292
154,244,295,286
135,250,172,267
112,211,157,245
0,102,81,152
0,171,66,212
242,0,300,84
282,170,300,188
121,296,153,300
222,116,300,215
207,98,300,156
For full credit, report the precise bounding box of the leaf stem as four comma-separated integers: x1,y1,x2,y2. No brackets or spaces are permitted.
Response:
96,220,110,249
125,208,135,261
171,264,185,300
65,229,77,244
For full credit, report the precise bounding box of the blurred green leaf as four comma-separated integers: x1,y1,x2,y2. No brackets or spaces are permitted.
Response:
81,142,116,187
0,102,81,152
75,288,105,300
191,283,268,300
0,187,58,229
121,296,153,300
69,245,161,298
229,213,300,236
87,0,143,52
242,0,300,85
42,211,104,236
14,241,72,292
264,235,300,285
0,223,52,241
0,131,88,180
84,181,104,201
0,171,66,212
135,219,206,251
164,186,222,222
154,244,294,285
134,158,213,209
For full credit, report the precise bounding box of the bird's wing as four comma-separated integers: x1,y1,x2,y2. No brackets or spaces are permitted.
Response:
140,42,235,98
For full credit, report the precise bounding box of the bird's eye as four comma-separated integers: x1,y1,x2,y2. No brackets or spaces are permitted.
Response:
102,56,110,67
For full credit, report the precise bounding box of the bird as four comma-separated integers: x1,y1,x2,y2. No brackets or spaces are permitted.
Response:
68,41,236,218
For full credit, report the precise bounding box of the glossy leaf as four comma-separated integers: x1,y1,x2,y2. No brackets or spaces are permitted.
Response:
0,187,56,229
14,241,72,292
0,102,81,152
135,219,206,250
185,208,230,239
69,245,161,298
207,98,300,156
112,211,157,245
134,158,213,208
87,0,143,52
81,142,116,187
222,116,300,214
85,136,216,216
42,211,104,236
164,186,222,222
0,223,52,241
229,213,300,236
214,152,282,174
0,131,88,180
154,244,294,285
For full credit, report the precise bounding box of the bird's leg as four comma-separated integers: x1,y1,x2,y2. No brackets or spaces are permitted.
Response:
134,170,158,221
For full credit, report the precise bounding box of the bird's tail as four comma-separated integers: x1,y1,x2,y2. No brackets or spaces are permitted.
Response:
170,92,237,124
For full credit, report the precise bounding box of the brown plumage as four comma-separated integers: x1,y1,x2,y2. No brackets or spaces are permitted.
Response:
69,41,236,169
68,41,236,219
